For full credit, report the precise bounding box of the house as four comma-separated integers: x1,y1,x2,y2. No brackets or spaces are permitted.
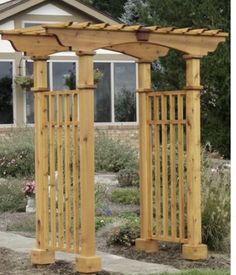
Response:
0,0,139,146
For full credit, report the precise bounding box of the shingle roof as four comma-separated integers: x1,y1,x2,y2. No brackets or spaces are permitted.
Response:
0,0,28,13
0,0,120,23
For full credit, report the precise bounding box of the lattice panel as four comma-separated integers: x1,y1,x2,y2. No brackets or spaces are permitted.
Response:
36,90,81,253
148,91,188,243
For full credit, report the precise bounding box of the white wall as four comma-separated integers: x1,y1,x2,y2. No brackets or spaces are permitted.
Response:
27,3,72,16
0,20,15,53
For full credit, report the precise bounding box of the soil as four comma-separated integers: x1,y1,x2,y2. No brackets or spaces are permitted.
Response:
0,248,111,275
0,212,230,273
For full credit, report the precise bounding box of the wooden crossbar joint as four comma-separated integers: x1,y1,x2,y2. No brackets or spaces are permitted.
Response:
31,88,50,93
136,29,150,41
76,50,96,56
31,56,49,61
184,85,203,90
136,88,153,93
183,54,202,60
77,84,96,90
137,60,152,64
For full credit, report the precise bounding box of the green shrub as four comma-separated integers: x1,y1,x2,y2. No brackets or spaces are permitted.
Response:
95,216,113,231
95,134,138,173
117,167,139,187
0,128,34,178
110,188,139,205
0,179,26,212
107,215,140,247
201,150,230,252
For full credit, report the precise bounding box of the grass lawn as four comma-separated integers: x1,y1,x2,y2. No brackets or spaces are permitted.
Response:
161,269,230,275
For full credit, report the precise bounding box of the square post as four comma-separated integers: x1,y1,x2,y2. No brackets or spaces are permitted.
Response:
182,55,208,260
135,61,159,252
75,51,102,273
31,57,55,265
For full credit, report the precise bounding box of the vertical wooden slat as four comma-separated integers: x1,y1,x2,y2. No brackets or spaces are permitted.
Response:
57,94,64,249
49,94,56,248
42,94,49,247
72,93,79,253
170,95,177,239
178,95,185,240
154,96,161,238
64,94,71,251
161,95,168,238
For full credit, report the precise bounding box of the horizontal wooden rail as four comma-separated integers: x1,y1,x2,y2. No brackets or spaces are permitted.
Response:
148,119,186,125
148,90,187,97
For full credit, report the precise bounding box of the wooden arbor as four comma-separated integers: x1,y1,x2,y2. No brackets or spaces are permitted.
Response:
1,22,228,272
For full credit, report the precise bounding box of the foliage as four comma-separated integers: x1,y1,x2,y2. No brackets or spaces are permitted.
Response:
6,214,35,233
82,0,126,19
95,216,113,231
64,69,103,90
120,0,230,158
115,88,136,122
94,68,104,83
95,134,138,172
107,213,140,246
64,70,76,90
0,128,34,178
14,75,33,89
0,179,26,213
117,167,139,187
110,188,139,205
201,149,230,252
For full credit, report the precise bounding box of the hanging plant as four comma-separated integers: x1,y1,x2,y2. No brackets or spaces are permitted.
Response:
64,69,104,89
94,68,104,84
15,75,34,89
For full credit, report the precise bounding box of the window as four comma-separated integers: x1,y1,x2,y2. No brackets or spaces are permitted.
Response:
114,63,136,122
25,61,137,124
52,62,76,90
0,61,13,124
25,61,34,123
94,63,111,122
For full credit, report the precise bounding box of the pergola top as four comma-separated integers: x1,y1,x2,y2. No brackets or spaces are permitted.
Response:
1,22,228,60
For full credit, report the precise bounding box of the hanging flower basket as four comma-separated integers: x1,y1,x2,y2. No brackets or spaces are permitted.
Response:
94,68,104,84
15,75,34,90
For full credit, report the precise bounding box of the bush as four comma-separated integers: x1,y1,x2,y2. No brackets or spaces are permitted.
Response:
107,214,140,247
7,214,35,232
0,179,26,212
110,188,139,205
95,216,113,231
117,167,139,187
95,134,138,173
201,150,230,252
0,128,34,178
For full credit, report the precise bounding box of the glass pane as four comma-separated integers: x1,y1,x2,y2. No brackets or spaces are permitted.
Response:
52,62,76,90
25,62,34,123
94,63,111,122
0,62,13,124
114,63,136,122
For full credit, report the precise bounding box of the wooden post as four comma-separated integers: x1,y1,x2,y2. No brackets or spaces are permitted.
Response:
31,57,55,265
75,51,102,273
182,55,208,260
135,61,159,252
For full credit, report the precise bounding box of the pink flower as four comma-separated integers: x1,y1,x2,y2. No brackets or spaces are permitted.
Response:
23,180,36,196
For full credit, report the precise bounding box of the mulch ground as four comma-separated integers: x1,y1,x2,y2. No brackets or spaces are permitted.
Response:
0,212,230,273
